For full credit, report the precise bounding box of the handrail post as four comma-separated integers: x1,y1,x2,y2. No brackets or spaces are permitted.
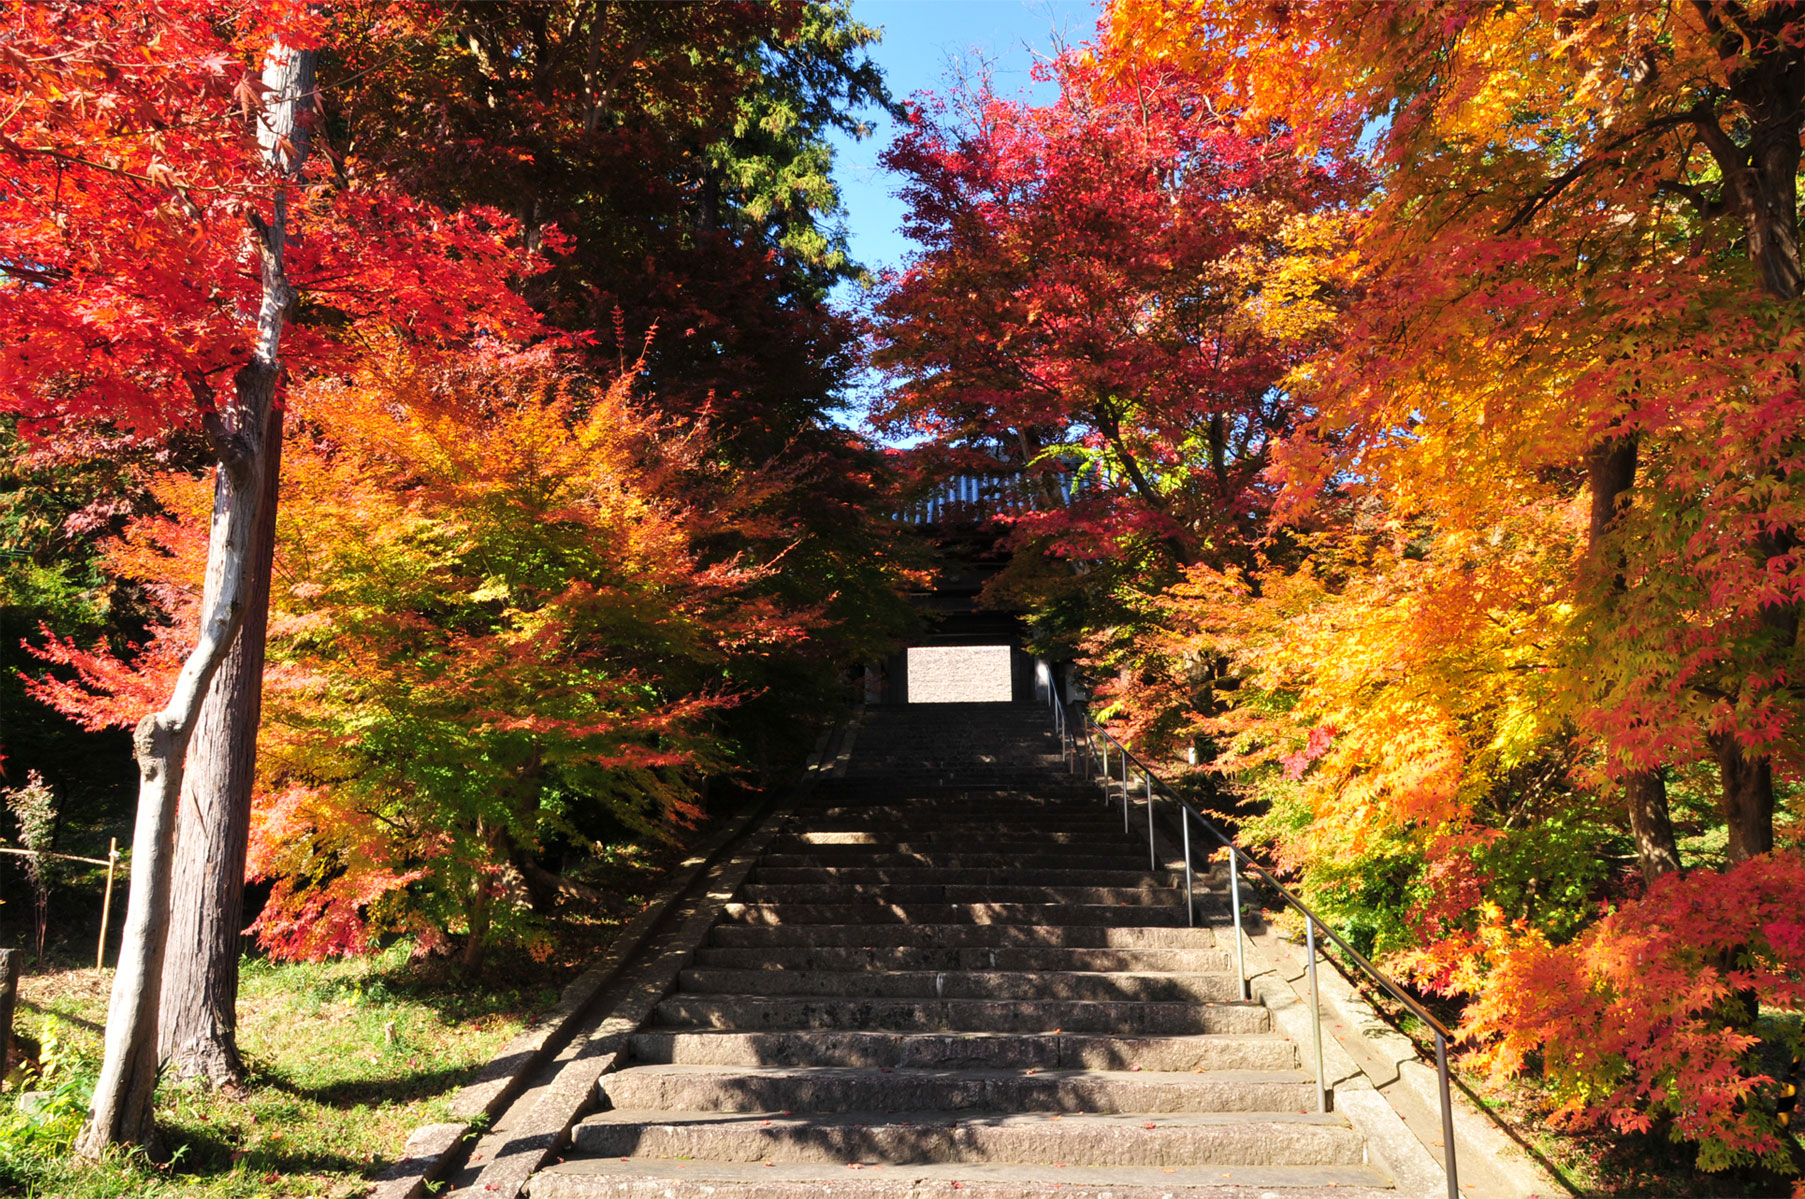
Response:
1227,848,1246,999
1180,809,1194,927
1121,750,1130,832
1436,1033,1460,1199
1306,916,1328,1113
1145,772,1155,872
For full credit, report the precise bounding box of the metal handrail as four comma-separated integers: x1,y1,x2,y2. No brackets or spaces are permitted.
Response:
1045,684,1461,1199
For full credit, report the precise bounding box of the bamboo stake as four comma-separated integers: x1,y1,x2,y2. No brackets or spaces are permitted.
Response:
97,838,119,971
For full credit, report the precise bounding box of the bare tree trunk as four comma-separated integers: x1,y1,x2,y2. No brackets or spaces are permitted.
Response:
76,39,313,1158
75,389,270,1158
157,402,283,1089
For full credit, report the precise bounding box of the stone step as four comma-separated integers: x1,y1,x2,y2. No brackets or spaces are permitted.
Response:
793,808,1128,824
677,968,1243,1004
528,1157,1396,1199
747,866,1173,888
734,884,1182,907
627,1030,1300,1072
570,1109,1366,1167
756,852,1169,872
837,758,1063,768
784,823,1134,840
651,995,1271,1036
708,923,1219,950
815,786,1104,802
805,804,1115,821
601,1064,1320,1115
720,903,1188,928
780,831,1141,847
691,945,1232,974
832,778,1086,788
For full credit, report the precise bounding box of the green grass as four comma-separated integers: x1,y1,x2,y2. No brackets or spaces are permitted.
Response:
4,943,557,1198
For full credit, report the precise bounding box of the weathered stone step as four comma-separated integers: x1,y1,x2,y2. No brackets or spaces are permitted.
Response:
735,884,1182,907
708,923,1218,950
747,866,1171,888
601,1064,1319,1115
804,804,1113,821
756,851,1162,871
784,825,1133,842
571,1109,1365,1167
677,968,1243,1004
527,1157,1397,1199
627,1030,1300,1072
721,903,1187,928
836,765,1067,776
651,995,1271,1036
815,786,1104,802
792,810,1129,826
692,945,1231,974
780,831,1140,847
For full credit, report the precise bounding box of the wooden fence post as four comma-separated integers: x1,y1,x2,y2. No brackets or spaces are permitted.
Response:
0,947,18,1078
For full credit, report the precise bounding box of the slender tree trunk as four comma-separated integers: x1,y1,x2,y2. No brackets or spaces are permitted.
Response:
1586,435,1684,882
462,888,491,977
156,403,283,1089
75,386,271,1158
76,39,313,1158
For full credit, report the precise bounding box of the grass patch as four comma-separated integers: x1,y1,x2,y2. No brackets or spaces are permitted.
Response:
5,941,554,1197
0,815,702,1196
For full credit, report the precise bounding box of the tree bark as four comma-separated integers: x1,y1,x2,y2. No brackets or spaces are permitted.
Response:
1710,731,1777,864
1625,769,1682,880
1584,436,1637,549
156,402,283,1089
76,38,312,1158
75,393,268,1158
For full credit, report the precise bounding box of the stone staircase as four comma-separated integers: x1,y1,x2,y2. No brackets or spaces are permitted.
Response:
531,703,1395,1197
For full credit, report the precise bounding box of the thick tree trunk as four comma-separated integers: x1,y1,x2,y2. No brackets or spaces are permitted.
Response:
1584,436,1636,547
1710,731,1777,864
1625,769,1682,881
157,403,283,1089
1586,435,1684,882
76,39,312,1158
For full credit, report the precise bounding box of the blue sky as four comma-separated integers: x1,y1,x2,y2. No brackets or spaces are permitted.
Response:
825,0,1100,419
828,0,1099,282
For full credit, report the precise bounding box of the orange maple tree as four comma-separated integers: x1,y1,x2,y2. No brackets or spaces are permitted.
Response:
36,348,816,972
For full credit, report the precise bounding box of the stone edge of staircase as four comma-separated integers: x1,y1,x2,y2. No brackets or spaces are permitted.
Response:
365,716,856,1199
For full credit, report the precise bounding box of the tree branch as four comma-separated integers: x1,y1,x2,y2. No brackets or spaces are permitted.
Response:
0,262,71,285
1501,111,1700,233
